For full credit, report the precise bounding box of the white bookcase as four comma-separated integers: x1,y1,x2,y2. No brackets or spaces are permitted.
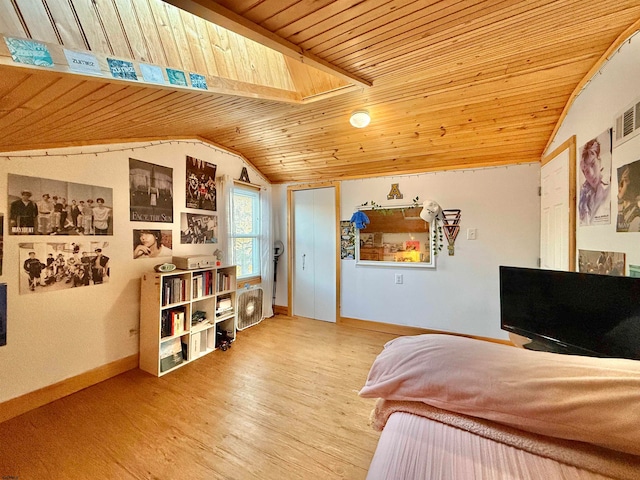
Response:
139,265,237,376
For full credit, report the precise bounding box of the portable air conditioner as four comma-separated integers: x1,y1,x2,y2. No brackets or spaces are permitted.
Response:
236,286,264,331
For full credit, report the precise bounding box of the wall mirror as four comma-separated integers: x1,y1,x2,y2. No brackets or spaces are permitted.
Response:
356,205,435,268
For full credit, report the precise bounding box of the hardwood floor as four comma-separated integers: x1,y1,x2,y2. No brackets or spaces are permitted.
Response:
0,316,396,479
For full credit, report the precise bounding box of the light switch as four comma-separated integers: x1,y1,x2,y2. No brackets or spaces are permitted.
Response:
467,228,477,240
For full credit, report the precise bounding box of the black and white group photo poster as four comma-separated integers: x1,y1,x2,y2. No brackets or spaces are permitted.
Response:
180,212,217,244
185,155,216,211
8,173,113,235
19,241,111,294
129,158,173,223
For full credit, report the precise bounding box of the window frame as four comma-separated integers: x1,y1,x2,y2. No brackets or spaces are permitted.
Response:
230,182,261,280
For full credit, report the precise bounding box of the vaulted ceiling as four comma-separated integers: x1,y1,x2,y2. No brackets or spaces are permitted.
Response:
1,1,639,184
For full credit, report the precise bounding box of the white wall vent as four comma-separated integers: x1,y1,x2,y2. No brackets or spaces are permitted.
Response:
613,97,640,148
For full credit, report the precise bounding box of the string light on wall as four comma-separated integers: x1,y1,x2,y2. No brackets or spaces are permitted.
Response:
349,110,371,128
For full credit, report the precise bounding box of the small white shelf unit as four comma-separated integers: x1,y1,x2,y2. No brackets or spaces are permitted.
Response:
139,264,237,376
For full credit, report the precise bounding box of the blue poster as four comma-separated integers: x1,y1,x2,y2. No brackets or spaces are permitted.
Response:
107,58,137,80
167,68,187,86
190,73,208,90
4,37,53,67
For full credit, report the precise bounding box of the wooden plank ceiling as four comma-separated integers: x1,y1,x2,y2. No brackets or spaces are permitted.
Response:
1,1,640,184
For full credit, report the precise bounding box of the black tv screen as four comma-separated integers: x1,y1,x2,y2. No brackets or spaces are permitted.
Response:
499,266,640,360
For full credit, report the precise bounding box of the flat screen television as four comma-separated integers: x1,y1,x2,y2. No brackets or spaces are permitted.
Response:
499,266,640,360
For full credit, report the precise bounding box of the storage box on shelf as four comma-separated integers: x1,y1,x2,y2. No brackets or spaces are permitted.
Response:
139,265,237,376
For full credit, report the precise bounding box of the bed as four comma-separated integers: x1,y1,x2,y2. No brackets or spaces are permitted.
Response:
359,334,640,480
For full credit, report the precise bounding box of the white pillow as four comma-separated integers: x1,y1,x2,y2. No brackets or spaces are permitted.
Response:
359,334,640,456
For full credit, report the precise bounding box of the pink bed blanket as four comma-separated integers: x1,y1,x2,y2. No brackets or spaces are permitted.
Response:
371,398,640,480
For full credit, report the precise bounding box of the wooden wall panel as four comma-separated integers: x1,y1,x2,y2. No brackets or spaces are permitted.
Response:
113,0,152,62
13,0,59,43
131,0,167,65
193,15,219,77
0,0,28,38
92,0,131,58
147,0,182,67
164,2,194,71
207,23,238,81
179,8,207,74
44,0,86,49
70,0,111,54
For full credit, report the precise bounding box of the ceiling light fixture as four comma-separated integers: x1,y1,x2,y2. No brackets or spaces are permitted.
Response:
349,110,371,128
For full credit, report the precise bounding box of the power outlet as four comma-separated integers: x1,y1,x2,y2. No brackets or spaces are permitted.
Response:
395,274,403,284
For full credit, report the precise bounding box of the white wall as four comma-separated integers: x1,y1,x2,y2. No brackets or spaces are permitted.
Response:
547,32,640,270
0,140,268,403
274,164,541,340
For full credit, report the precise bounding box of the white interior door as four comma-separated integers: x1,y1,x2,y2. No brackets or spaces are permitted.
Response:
292,187,336,322
540,148,570,270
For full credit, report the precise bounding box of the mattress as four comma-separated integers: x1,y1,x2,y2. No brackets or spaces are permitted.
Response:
366,412,617,480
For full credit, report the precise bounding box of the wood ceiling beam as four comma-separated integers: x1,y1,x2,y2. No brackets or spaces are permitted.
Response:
164,0,372,89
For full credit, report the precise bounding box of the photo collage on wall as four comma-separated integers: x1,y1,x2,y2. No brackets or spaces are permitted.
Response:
183,156,217,245
340,220,355,259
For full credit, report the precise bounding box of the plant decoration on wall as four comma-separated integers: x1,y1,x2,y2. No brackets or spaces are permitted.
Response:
361,196,421,215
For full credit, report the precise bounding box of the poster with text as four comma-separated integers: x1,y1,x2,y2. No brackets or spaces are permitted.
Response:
129,158,173,223
133,229,173,259
578,129,612,226
578,249,625,276
8,174,113,235
616,158,640,232
180,213,217,244
19,241,111,294
186,156,216,211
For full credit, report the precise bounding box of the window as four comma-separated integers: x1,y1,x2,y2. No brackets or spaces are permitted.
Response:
231,185,261,278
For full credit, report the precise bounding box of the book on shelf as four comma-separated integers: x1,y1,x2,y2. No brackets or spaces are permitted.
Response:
191,333,201,358
216,297,233,317
192,271,214,299
216,272,232,292
160,337,182,358
172,309,185,335
162,276,187,305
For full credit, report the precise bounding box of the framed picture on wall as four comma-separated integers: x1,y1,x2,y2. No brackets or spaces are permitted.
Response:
8,174,113,235
185,156,216,211
18,242,111,294
180,213,217,244
129,158,173,223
